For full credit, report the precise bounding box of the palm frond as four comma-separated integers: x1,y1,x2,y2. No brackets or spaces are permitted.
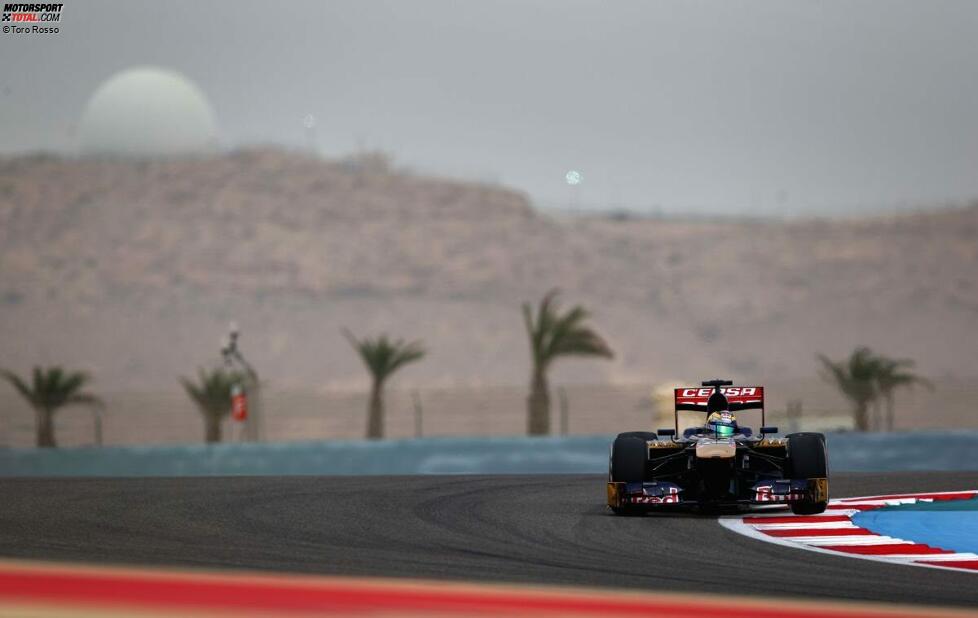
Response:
387,340,426,375
58,370,90,396
550,329,613,359
179,367,240,419
876,356,934,393
817,350,878,405
343,328,426,385
535,289,560,341
3,366,98,412
1,369,38,408
523,288,561,366
816,354,843,380
542,306,588,358
524,290,613,370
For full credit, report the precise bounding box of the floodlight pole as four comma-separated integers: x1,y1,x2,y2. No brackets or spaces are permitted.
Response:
303,114,318,155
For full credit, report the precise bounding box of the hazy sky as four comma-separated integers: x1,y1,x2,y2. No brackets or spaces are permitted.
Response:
2,1,976,214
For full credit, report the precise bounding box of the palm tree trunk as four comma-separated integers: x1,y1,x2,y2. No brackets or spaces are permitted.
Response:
527,368,551,435
853,401,869,432
205,413,222,443
367,380,384,439
35,407,56,448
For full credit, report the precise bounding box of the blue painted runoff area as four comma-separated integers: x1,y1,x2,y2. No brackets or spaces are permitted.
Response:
0,431,977,477
853,497,978,554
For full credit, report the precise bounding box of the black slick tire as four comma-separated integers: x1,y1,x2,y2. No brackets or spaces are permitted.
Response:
609,435,649,515
786,432,828,515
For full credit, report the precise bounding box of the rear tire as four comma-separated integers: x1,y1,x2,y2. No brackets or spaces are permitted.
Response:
609,435,649,515
786,432,828,515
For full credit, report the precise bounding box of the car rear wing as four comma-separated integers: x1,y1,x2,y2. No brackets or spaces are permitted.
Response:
673,386,765,431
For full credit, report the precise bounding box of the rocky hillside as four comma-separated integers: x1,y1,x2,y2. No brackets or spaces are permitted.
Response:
1,149,976,390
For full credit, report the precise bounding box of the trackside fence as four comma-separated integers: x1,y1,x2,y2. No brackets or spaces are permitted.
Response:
1,378,975,448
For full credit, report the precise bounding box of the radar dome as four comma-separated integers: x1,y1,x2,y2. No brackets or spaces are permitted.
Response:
78,67,218,157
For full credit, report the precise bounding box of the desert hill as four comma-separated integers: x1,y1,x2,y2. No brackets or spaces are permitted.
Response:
1,149,976,391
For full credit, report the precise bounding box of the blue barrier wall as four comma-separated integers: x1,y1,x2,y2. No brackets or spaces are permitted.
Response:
1,432,977,477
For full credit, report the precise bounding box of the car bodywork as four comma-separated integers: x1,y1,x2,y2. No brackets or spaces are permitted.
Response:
607,380,829,510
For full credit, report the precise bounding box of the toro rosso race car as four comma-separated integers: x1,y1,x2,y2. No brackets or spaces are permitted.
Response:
607,379,828,515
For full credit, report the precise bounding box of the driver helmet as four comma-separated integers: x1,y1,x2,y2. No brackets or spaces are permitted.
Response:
706,411,737,437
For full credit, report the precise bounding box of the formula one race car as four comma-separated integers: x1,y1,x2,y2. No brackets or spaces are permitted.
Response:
607,380,828,515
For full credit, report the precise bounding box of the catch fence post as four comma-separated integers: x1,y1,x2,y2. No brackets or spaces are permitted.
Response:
412,390,423,438
92,403,104,447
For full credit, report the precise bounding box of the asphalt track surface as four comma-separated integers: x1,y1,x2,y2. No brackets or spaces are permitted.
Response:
1,473,977,608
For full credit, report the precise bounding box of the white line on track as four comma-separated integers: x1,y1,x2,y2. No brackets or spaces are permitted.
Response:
751,521,858,530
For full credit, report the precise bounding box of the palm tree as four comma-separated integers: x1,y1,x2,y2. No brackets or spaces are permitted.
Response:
816,347,881,431
522,290,614,435
1,366,102,448
180,368,242,443
876,356,933,431
343,329,426,439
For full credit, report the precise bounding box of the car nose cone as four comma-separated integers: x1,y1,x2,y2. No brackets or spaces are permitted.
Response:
695,439,737,459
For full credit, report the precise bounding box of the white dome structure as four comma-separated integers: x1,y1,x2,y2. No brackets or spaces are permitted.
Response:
79,67,218,157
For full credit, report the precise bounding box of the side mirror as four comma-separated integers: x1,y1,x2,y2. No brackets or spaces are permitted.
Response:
657,428,676,437
760,426,779,435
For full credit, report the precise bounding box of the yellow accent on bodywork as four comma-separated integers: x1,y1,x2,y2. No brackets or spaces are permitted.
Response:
755,438,786,448
607,482,624,508
649,441,681,449
810,477,829,502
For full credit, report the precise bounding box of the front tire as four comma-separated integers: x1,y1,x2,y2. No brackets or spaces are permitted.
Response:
786,432,828,515
609,435,649,515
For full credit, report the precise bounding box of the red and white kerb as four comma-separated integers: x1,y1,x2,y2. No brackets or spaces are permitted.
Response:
720,490,978,574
